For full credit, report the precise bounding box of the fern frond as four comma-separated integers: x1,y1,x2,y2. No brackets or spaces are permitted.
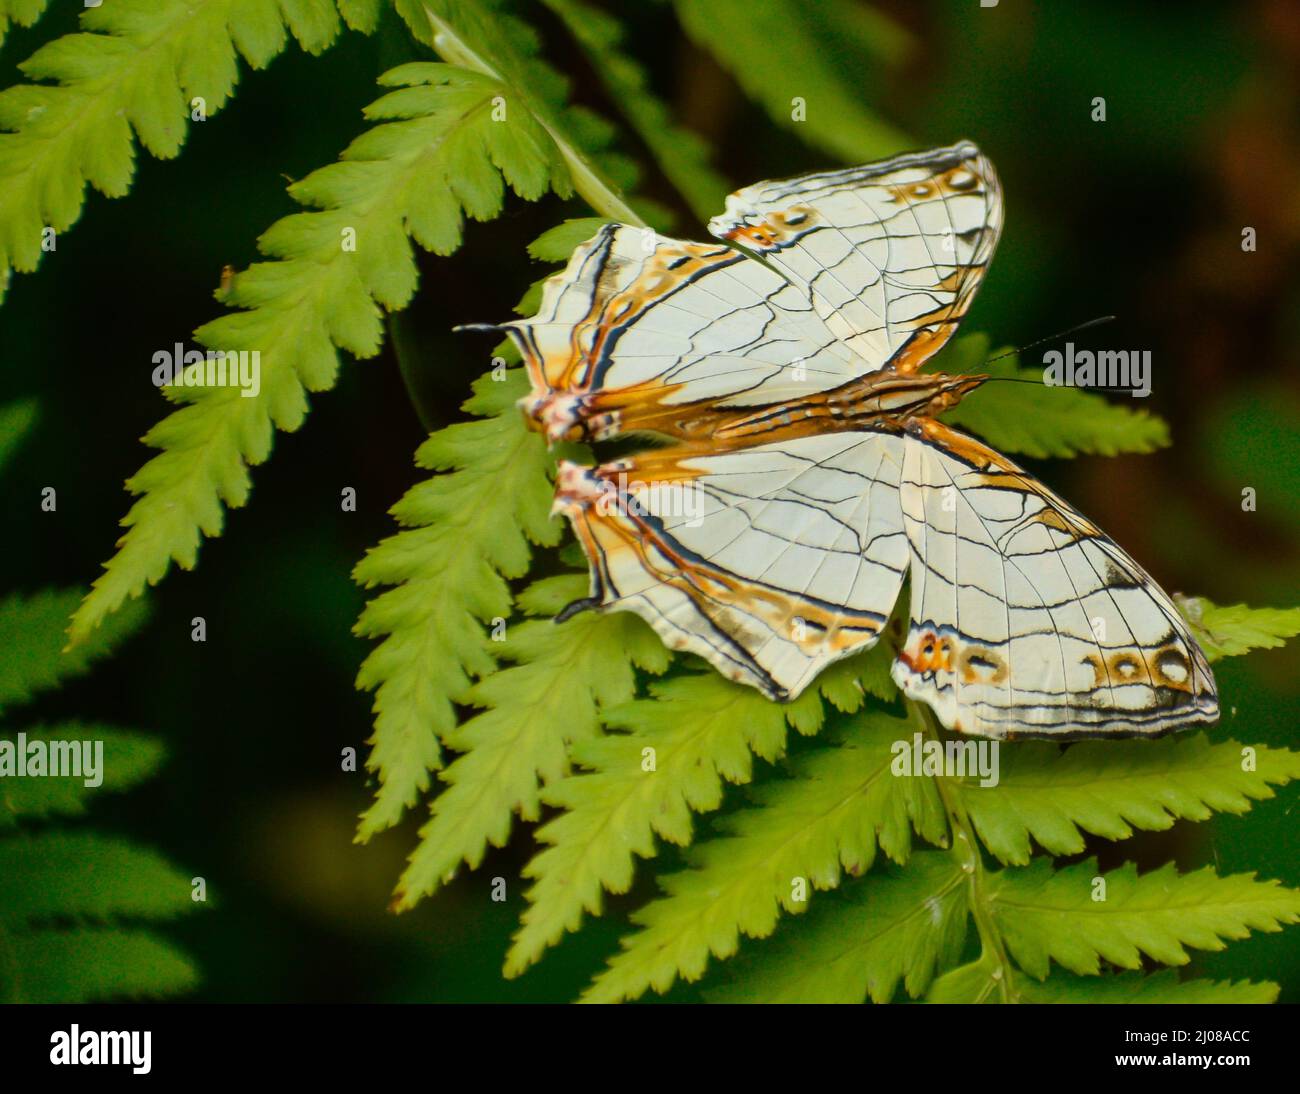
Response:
708,852,968,1003
396,0,645,224
935,334,1170,458
504,673,825,977
0,589,147,713
0,720,198,1004
543,0,730,222
1014,968,1279,1004
0,725,164,825
0,0,51,50
1178,596,1300,660
927,959,1278,1004
0,397,37,470
352,369,558,837
0,527,197,1009
4,928,197,1003
989,858,1300,978
0,0,364,296
673,0,910,162
336,0,383,34
391,574,669,909
0,831,196,923
922,951,1006,1003
68,59,576,646
814,628,899,709
581,712,948,1002
514,216,616,315
0,828,198,1001
578,692,1300,999
960,734,1300,865
527,217,612,262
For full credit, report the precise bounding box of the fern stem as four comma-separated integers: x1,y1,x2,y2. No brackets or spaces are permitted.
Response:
418,4,647,226
911,699,1017,1003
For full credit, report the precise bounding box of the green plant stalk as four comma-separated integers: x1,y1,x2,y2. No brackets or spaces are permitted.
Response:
913,697,1016,1002
420,4,646,227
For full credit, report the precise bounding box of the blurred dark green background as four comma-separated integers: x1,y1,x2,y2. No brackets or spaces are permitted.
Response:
0,0,1296,1001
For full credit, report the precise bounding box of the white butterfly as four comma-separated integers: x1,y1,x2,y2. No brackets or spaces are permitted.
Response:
469,141,1218,739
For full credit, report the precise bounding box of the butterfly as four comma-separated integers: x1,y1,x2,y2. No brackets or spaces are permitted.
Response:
464,141,1219,739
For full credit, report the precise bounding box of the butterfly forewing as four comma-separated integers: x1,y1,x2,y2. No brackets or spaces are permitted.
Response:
708,141,1002,375
501,225,868,442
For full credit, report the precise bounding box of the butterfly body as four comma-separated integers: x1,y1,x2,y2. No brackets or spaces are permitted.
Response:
470,141,1219,739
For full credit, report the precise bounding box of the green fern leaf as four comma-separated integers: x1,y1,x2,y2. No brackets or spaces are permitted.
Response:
68,60,574,647
3,927,198,1003
0,831,196,924
709,852,969,1003
582,713,949,1002
336,0,382,34
0,558,198,1004
352,369,558,837
391,574,669,910
960,734,1300,865
517,216,624,311
1015,968,1279,1004
0,0,363,295
814,609,902,710
927,957,1278,1003
1177,596,1300,661
515,217,615,315
0,397,37,470
989,858,1300,978
0,0,51,50
922,951,1005,1003
934,334,1170,458
504,673,824,977
0,725,164,826
396,0,644,224
527,217,612,262
0,589,147,713
543,0,730,222
673,0,910,162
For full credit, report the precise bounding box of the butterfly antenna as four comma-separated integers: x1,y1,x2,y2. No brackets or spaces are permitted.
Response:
979,375,1146,392
984,315,1116,365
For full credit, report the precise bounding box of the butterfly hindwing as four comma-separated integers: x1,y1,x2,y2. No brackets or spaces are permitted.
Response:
893,421,1217,738
555,432,910,700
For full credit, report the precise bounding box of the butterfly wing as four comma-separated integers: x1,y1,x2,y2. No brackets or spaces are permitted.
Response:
495,224,868,442
893,420,1218,738
473,144,1214,738
709,141,1002,374
490,142,1000,444
555,432,910,700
